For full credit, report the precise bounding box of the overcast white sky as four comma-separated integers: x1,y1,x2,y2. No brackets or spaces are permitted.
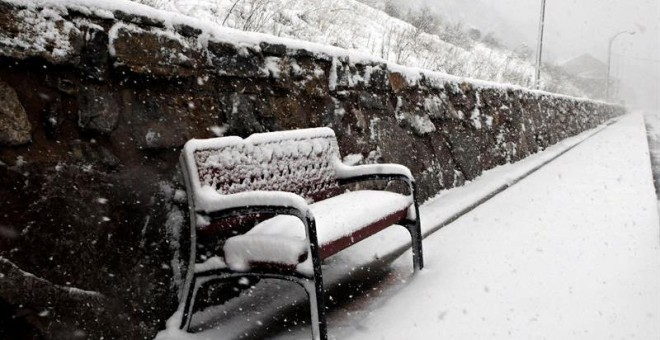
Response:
421,0,660,112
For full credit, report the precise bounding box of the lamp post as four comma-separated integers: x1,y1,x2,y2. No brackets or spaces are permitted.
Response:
534,0,547,89
606,30,635,101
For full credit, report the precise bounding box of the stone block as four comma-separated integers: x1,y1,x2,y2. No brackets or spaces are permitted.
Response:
388,72,407,93
259,41,287,56
111,24,200,78
174,23,202,38
440,121,489,180
0,3,83,65
78,85,119,133
113,10,165,28
139,124,189,149
208,41,267,78
367,67,390,92
222,93,267,136
0,81,31,145
358,92,387,111
79,26,109,81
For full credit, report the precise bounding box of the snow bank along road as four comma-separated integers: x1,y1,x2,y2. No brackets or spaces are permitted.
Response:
156,113,660,339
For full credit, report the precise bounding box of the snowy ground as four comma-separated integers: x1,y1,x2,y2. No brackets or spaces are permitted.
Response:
644,113,660,197
156,113,660,339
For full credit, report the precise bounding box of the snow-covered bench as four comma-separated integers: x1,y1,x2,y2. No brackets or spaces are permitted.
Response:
177,127,423,340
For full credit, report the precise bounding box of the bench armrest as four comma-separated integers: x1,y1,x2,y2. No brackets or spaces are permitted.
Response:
194,189,319,246
335,162,419,221
194,189,322,277
193,187,311,215
335,163,415,185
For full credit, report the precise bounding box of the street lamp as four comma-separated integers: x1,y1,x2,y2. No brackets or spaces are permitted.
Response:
534,0,547,89
606,30,635,101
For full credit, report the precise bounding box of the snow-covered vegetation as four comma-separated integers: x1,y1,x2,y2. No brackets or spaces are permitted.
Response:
133,0,587,97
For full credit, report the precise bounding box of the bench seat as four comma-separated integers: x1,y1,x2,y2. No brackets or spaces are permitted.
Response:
223,190,413,273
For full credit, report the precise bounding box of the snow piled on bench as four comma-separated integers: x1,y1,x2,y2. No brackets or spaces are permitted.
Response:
224,233,309,272
183,128,341,213
223,190,412,275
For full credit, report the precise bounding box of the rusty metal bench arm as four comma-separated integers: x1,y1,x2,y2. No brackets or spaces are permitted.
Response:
336,163,416,195
335,163,414,187
335,163,414,182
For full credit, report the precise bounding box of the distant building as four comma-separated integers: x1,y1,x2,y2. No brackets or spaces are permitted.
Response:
560,53,614,100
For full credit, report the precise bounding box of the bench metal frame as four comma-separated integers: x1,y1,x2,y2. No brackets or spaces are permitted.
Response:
177,134,423,340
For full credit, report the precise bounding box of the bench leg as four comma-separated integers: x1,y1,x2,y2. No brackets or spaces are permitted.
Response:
406,218,424,271
179,274,199,331
302,269,328,340
179,271,328,339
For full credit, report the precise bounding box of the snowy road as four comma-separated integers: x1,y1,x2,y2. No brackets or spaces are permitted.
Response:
336,113,660,340
644,113,660,198
157,113,660,340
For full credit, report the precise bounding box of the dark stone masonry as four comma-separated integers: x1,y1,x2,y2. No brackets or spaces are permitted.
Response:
0,1,624,339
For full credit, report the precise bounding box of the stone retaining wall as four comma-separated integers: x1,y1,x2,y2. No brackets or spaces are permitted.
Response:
0,1,624,338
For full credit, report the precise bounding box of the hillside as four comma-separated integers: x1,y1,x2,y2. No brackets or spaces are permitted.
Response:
134,0,586,97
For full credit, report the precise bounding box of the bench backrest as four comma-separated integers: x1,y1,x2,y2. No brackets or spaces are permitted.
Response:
182,127,342,205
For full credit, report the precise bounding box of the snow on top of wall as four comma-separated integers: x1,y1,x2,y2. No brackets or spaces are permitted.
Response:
3,0,609,104
0,2,81,62
5,0,378,62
